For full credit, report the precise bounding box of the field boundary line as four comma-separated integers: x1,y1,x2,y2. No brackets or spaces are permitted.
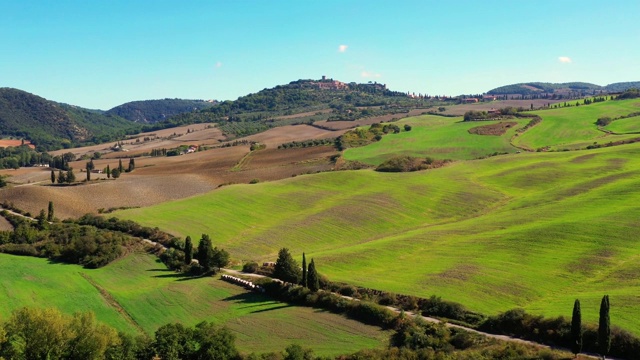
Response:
231,149,257,171
79,272,145,334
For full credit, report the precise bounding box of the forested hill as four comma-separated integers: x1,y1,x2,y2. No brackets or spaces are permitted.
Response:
0,88,138,151
487,81,640,96
106,99,216,123
161,78,437,129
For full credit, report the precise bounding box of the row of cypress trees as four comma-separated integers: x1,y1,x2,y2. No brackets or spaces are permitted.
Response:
571,295,610,358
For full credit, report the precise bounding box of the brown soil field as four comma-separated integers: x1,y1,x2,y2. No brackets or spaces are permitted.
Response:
242,125,347,148
0,216,13,231
439,100,565,116
0,143,340,219
50,123,223,159
314,108,431,130
0,139,35,149
0,167,52,185
468,121,519,136
226,146,338,184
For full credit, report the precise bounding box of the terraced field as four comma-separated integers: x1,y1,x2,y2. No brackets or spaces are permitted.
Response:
116,142,640,335
513,99,640,150
0,253,389,356
343,115,526,165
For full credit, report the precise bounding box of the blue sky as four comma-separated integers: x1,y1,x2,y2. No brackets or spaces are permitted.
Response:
1,0,638,109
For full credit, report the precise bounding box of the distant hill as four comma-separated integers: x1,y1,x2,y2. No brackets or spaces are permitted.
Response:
106,99,216,123
604,81,640,93
487,81,640,96
0,88,138,151
487,82,602,96
162,78,440,137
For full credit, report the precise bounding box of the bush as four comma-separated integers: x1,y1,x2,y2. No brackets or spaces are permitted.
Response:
242,262,259,273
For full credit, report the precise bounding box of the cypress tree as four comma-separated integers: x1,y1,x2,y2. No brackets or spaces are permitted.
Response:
106,165,111,178
301,252,307,287
86,164,91,181
571,299,582,356
598,295,611,358
184,236,193,265
66,169,75,183
47,201,54,222
128,158,135,172
307,259,320,292
50,170,55,184
118,159,123,172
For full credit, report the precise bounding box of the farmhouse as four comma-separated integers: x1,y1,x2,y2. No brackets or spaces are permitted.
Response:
464,98,479,103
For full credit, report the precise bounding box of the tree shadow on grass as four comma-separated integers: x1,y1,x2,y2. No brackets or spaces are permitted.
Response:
146,268,172,272
222,292,293,313
250,304,293,314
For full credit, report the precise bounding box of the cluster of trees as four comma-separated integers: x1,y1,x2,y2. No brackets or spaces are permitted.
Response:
336,122,403,150
596,111,640,127
376,156,450,173
0,307,241,360
0,143,52,169
269,249,321,292
0,208,136,268
615,88,640,100
277,138,336,150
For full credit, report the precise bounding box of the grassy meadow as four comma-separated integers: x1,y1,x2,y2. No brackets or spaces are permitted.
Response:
343,115,526,164
606,115,640,134
513,98,640,150
0,253,389,356
116,142,640,335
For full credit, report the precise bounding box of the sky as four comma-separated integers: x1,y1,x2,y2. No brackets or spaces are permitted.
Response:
1,0,639,110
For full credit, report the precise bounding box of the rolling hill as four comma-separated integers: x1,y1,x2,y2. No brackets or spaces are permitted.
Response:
0,88,138,150
487,81,640,96
106,98,216,123
115,138,640,335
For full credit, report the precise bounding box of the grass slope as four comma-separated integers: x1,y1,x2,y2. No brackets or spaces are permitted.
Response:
513,99,640,150
343,115,525,164
0,253,388,356
0,255,133,332
605,115,640,134
116,143,640,335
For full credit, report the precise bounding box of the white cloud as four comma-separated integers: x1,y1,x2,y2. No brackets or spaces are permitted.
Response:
338,44,348,53
361,71,381,78
215,61,223,68
558,56,572,63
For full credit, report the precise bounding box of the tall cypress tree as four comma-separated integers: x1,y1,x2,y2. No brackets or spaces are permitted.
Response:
118,159,123,173
197,234,215,273
50,170,55,184
47,201,54,222
307,259,319,292
301,253,307,287
571,299,582,356
598,295,611,358
184,236,193,265
106,165,111,178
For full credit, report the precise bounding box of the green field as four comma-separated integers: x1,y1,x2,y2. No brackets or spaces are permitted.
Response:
116,142,640,335
513,99,640,150
343,115,525,164
606,115,640,134
0,253,389,356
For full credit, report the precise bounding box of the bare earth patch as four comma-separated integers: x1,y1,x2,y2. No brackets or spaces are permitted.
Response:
468,122,518,136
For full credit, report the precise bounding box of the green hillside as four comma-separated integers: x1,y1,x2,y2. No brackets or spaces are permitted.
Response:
513,98,640,150
0,252,389,356
606,115,640,134
115,141,640,335
343,115,526,164
0,88,138,150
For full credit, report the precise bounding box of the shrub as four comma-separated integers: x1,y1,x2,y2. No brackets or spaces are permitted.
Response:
242,262,259,273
